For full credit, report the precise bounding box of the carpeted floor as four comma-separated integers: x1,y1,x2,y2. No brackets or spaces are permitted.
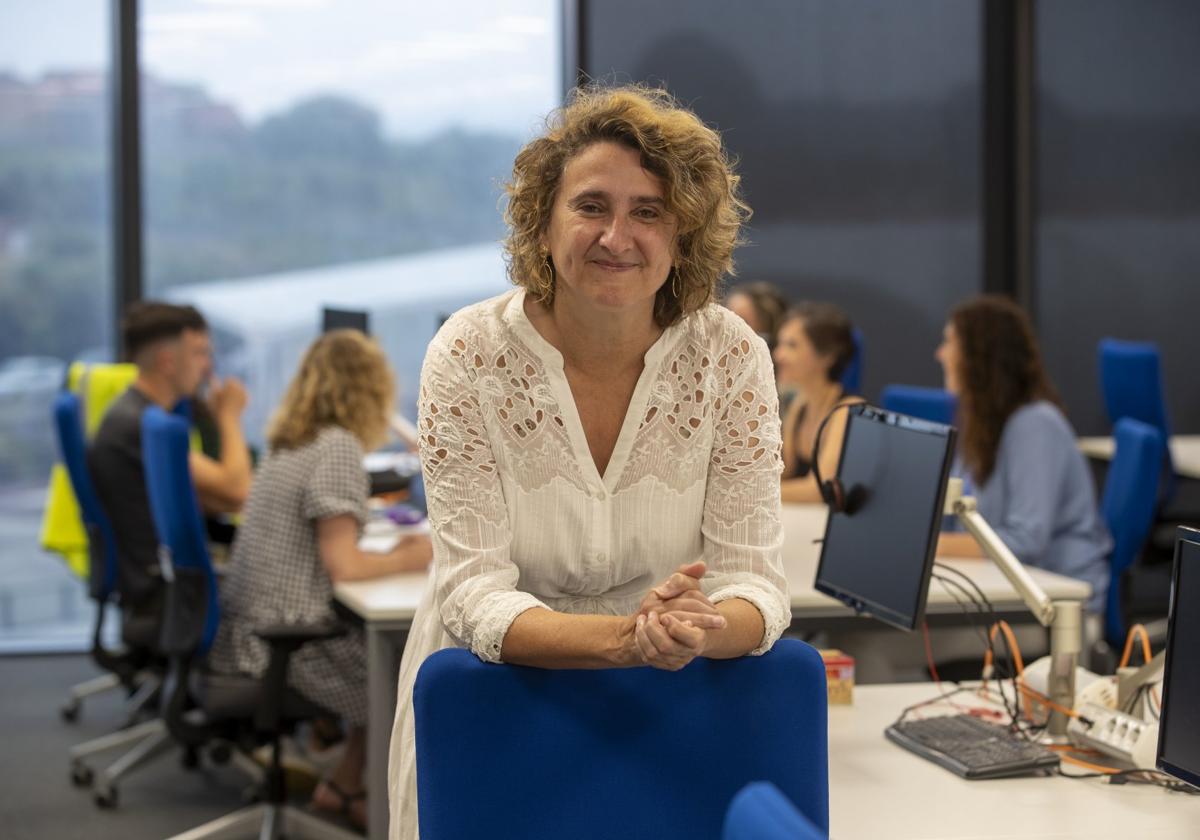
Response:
0,653,330,840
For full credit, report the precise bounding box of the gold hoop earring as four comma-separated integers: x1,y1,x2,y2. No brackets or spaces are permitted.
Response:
539,251,555,300
671,268,680,299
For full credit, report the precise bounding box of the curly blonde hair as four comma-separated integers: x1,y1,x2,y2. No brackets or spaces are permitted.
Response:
267,329,394,452
504,84,751,328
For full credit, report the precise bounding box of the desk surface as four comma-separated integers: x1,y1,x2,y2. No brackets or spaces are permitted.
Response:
1079,434,1200,480
335,504,1091,623
831,683,1199,839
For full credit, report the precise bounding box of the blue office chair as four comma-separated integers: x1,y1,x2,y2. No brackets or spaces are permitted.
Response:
723,782,826,840
879,384,957,426
414,638,829,840
141,406,357,839
1098,338,1174,503
840,327,864,395
1100,418,1166,646
54,391,170,798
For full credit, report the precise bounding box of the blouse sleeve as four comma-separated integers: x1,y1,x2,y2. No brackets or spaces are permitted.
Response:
700,329,790,655
990,409,1069,566
302,430,369,526
418,328,548,663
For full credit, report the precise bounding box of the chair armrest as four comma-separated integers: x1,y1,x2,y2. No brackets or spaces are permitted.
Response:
252,621,346,733
253,622,346,646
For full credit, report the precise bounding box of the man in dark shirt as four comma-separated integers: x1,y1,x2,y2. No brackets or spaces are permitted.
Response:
88,302,253,644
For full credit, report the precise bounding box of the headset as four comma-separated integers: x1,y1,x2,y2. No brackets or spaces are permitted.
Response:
809,401,870,515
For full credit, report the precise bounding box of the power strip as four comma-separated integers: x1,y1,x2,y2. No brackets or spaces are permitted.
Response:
1068,702,1160,769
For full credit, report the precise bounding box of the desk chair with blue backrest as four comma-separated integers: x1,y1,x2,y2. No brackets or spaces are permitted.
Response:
1098,339,1174,504
414,639,829,840
880,384,957,426
1101,418,1167,647
723,782,825,840
141,406,358,840
840,328,864,395
54,391,174,802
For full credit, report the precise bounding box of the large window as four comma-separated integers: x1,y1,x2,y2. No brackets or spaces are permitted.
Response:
0,2,114,650
142,0,561,440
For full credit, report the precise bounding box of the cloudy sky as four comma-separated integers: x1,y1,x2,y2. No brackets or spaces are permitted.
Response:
3,0,561,141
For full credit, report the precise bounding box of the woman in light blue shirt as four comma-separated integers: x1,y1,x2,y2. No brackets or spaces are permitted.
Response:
935,296,1111,613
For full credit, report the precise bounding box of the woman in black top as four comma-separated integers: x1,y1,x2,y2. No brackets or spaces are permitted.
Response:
775,302,862,504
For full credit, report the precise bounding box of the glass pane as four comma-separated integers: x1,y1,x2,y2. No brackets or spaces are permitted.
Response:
1036,0,1200,434
0,3,114,650
141,0,560,442
583,0,982,397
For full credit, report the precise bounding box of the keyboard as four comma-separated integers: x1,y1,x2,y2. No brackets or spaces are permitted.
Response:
885,714,1060,779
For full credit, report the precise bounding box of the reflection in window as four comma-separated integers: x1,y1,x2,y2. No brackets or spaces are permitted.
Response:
142,0,561,438
0,1,113,648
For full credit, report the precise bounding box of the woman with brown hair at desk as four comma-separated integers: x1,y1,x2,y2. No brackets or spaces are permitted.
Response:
776,302,864,504
934,295,1110,614
209,329,431,830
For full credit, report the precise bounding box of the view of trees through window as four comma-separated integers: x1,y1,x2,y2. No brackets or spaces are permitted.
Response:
0,0,558,649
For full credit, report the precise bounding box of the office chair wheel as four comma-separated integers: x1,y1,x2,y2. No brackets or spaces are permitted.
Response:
94,785,118,809
181,746,200,769
60,700,80,723
70,762,93,787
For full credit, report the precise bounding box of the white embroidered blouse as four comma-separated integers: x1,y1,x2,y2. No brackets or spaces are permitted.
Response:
387,289,788,839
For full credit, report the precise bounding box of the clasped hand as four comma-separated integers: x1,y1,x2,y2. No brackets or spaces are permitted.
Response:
630,561,725,671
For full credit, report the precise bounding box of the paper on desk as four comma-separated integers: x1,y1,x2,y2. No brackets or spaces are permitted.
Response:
359,518,430,553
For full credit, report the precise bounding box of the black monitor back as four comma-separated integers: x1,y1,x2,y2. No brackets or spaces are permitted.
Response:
322,307,370,335
814,404,956,631
1156,526,1200,789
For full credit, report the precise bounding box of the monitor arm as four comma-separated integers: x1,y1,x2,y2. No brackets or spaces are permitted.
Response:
943,478,1083,739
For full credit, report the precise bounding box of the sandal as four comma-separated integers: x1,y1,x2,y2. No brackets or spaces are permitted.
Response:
311,779,367,832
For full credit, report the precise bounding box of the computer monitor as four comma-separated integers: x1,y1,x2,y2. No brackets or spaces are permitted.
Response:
322,307,370,335
1156,526,1200,789
813,404,956,631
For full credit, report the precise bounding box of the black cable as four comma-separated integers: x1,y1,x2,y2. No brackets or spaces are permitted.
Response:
934,562,998,618
932,564,1032,731
930,573,1023,727
1055,767,1200,794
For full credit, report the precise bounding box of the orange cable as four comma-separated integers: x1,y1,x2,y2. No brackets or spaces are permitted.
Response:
1118,623,1153,669
1059,753,1123,775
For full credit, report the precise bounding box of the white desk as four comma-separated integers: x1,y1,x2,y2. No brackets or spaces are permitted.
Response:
831,683,1199,839
336,504,1092,840
1079,434,1200,480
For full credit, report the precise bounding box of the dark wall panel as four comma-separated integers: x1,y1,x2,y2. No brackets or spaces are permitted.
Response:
1036,0,1200,434
581,0,983,398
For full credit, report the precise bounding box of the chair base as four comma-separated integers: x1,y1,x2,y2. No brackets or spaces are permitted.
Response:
166,803,362,840
62,672,122,721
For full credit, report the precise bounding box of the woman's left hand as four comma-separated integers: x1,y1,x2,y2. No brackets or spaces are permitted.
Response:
633,610,709,671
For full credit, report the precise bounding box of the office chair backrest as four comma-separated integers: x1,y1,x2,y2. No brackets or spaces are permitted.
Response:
141,405,220,656
1101,418,1166,645
52,391,118,602
879,384,957,426
1098,338,1174,501
723,782,826,840
414,639,829,840
840,327,864,395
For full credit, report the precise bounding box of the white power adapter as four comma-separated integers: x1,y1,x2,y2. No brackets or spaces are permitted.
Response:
1068,702,1160,769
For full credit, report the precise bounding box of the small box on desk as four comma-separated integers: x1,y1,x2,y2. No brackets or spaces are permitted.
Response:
820,649,855,705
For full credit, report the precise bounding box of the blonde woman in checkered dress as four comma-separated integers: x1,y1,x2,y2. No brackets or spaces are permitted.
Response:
209,329,431,830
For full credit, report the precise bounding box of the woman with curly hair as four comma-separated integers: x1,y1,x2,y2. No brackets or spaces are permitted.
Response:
387,84,789,838
935,296,1110,613
209,329,431,830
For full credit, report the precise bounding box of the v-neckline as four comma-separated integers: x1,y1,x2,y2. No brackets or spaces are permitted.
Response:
505,290,680,491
